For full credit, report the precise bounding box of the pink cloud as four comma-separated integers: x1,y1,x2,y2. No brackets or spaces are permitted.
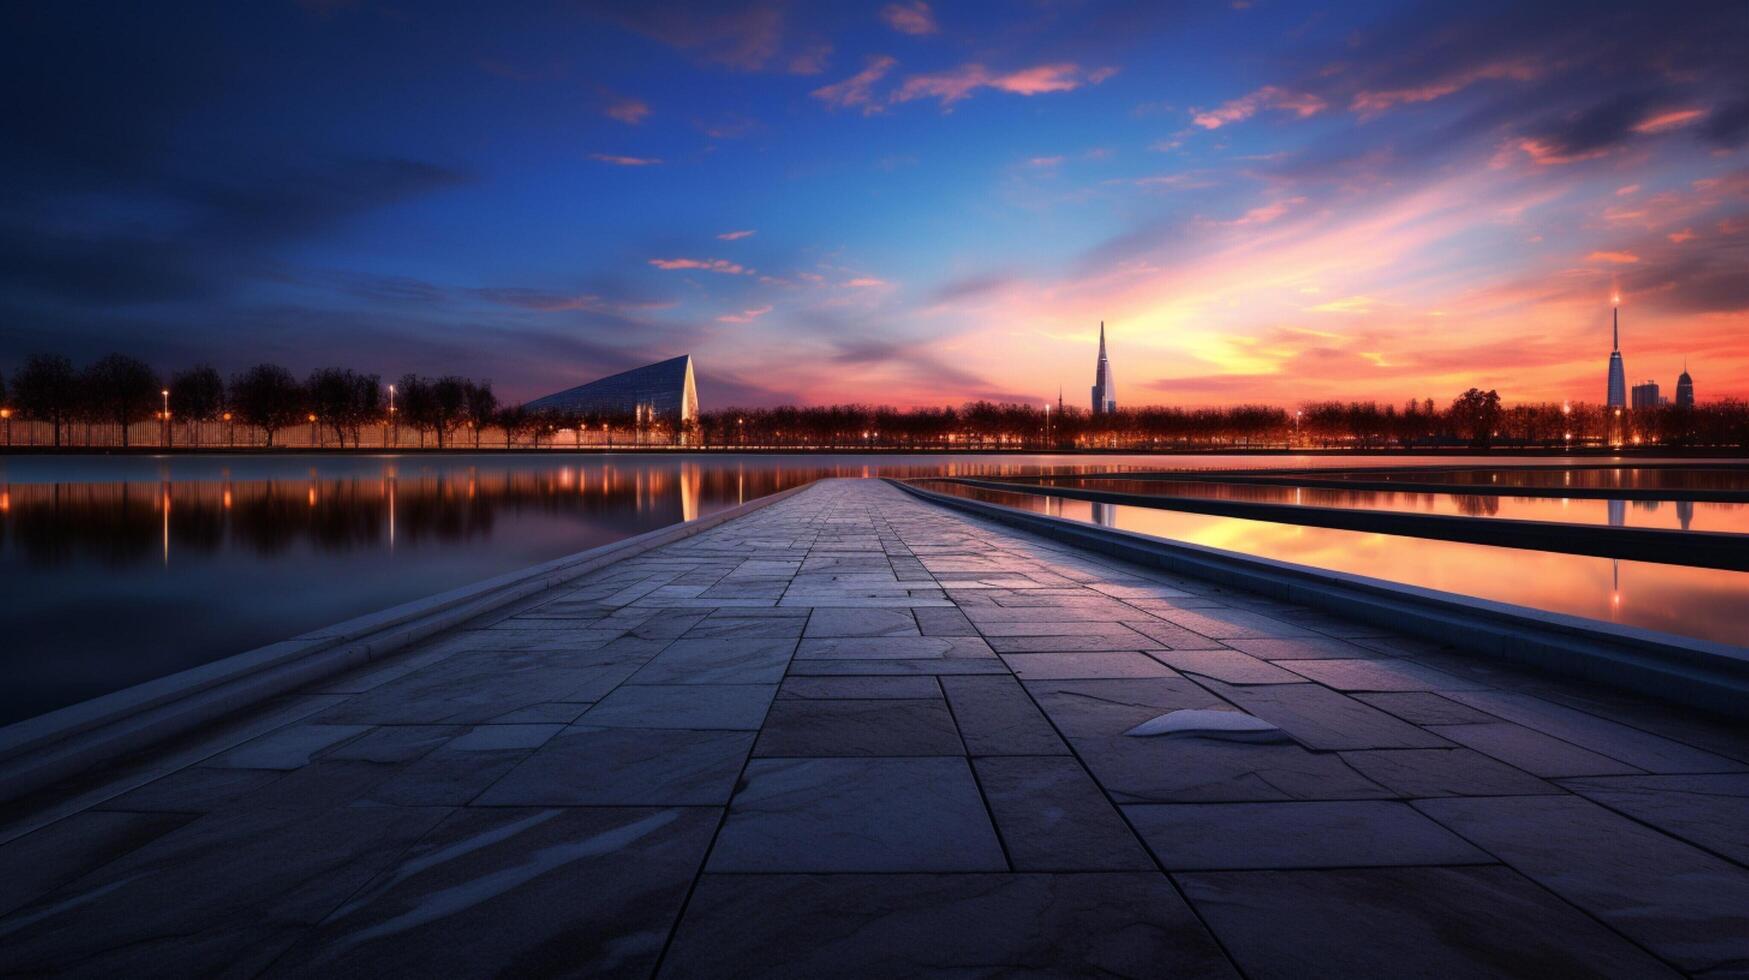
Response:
1028,156,1065,168
1226,196,1307,225
1632,107,1707,135
880,1,937,35
717,229,757,240
845,277,888,287
811,55,897,114
717,304,774,323
1192,86,1326,129
1616,184,1640,196
892,62,1103,108
590,153,662,166
1512,138,1609,167
1350,61,1538,115
605,98,650,125
1669,228,1696,243
649,258,751,274
1586,250,1640,264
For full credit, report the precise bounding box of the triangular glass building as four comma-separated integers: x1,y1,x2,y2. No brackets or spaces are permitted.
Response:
524,354,700,424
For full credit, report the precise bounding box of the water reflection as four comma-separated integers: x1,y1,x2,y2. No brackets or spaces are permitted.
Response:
1316,466,1749,492
1032,477,1749,533
920,481,1749,649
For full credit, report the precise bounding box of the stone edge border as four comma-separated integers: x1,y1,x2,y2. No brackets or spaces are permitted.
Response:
0,481,815,803
891,478,1749,720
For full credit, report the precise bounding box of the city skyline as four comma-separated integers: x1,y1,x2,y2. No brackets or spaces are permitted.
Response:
2,1,1746,408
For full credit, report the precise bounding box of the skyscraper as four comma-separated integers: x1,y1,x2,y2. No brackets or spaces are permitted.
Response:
1090,321,1116,414
1606,303,1627,409
1676,362,1695,408
1631,380,1661,410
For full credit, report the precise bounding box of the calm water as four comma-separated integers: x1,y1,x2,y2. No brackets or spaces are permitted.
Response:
1031,477,1749,532
0,452,1735,724
918,481,1749,648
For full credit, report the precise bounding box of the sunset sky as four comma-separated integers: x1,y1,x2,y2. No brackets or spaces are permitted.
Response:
2,0,1745,408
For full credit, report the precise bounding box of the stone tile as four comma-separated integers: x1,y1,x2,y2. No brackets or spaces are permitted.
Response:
753,699,964,756
1118,618,1230,650
1178,866,1678,980
786,657,1012,676
1426,722,1642,778
95,766,284,814
914,606,978,636
1440,690,1744,773
1198,678,1452,750
628,637,796,685
1353,692,1501,725
1416,794,1749,974
661,873,1235,979
1126,801,1490,870
1073,736,1395,803
1150,649,1303,684
0,805,449,977
1001,651,1180,680
476,727,754,806
1149,608,1316,639
1025,677,1227,739
321,725,460,763
580,684,776,731
778,675,941,699
487,701,592,724
317,649,638,724
682,614,806,639
1279,658,1487,692
708,757,1004,872
794,635,996,660
205,723,371,769
803,607,919,637
0,811,197,918
1338,748,1554,798
266,807,717,978
1223,636,1389,660
1557,773,1749,865
973,757,1153,871
939,675,1068,756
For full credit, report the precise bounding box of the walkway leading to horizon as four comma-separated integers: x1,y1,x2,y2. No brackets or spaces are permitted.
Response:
2,478,1747,977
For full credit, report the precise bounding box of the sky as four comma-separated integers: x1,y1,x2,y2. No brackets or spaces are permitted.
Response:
2,0,1746,409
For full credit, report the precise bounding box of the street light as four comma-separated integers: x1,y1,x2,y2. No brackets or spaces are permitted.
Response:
1,407,10,447
223,411,233,448
387,383,397,449
161,389,171,448
308,413,319,447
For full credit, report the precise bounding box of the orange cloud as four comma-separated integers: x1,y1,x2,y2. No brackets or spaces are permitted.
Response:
845,277,888,287
1512,138,1609,167
880,1,936,35
1350,60,1538,115
1632,107,1706,134
1668,228,1696,243
892,63,1101,107
649,257,751,274
589,153,662,166
1192,86,1326,129
1586,250,1640,264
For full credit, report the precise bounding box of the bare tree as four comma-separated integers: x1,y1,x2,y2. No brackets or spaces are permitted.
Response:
231,364,305,447
169,365,224,448
10,354,78,447
83,354,161,448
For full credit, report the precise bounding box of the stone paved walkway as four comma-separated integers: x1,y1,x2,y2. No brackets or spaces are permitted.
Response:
3,478,1748,978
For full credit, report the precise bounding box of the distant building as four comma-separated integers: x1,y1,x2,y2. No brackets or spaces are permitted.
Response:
1090,321,1116,414
1605,304,1627,409
1676,363,1695,408
1631,380,1662,411
525,354,700,425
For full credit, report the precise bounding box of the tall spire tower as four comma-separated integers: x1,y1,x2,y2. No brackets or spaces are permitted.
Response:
1090,321,1116,415
1606,300,1627,408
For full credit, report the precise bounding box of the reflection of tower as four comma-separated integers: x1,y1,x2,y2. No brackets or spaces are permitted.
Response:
1090,322,1116,415
1605,304,1627,409
1092,502,1116,527
1607,499,1625,528
1676,500,1694,531
681,461,701,522
1611,559,1621,617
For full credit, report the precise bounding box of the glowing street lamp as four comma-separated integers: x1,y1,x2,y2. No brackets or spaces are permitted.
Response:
387,383,398,448
1,407,10,447
161,388,171,447
222,411,233,448
308,413,319,446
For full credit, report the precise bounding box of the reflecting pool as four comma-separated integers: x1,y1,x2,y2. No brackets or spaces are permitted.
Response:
916,481,1749,649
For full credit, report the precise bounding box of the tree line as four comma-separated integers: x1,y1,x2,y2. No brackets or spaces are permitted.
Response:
5,353,1746,450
